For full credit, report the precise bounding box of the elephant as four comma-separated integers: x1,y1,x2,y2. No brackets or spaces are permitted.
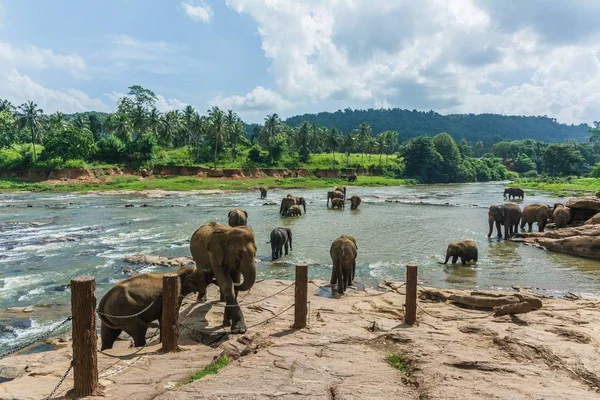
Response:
520,204,552,232
327,190,345,207
98,266,198,350
280,195,306,215
488,203,522,239
347,174,357,182
228,208,248,227
268,227,292,260
553,203,571,229
503,188,524,200
331,198,344,209
259,187,267,199
349,195,361,210
438,240,478,265
190,222,257,333
330,235,358,295
286,205,302,216
334,186,347,200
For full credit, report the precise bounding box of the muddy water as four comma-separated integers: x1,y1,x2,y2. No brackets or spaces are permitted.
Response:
1,182,599,352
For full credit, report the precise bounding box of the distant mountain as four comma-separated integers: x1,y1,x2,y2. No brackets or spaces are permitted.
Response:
284,108,591,143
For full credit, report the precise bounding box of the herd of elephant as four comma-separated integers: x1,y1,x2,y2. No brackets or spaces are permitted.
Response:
97,186,361,351
269,186,362,216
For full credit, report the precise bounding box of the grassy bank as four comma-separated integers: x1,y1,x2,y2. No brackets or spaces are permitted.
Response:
0,175,414,193
512,177,600,196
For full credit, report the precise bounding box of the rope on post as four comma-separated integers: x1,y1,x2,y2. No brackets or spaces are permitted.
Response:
66,276,103,397
404,264,418,325
293,263,308,329
161,274,181,353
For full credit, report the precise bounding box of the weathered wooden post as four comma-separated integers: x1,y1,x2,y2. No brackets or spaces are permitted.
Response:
293,263,308,329
161,274,181,353
404,264,418,325
66,276,101,397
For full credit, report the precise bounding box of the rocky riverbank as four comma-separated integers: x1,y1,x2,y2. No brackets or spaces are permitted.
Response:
1,280,600,399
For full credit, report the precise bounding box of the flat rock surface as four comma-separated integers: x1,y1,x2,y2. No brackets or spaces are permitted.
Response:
2,280,600,399
513,224,600,260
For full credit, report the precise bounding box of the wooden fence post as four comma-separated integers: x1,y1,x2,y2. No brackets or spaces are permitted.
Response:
66,276,101,397
293,263,308,329
161,274,181,353
404,264,418,325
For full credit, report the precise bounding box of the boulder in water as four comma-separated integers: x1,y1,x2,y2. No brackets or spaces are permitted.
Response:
124,254,195,268
513,224,600,260
565,196,600,222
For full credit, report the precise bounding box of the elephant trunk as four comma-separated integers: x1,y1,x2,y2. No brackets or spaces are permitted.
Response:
343,187,346,200
236,259,256,292
487,215,494,237
301,200,306,213
441,253,450,264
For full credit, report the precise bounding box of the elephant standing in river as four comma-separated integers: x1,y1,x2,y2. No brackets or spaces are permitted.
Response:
504,188,524,200
228,209,248,227
327,190,345,207
190,222,257,333
98,266,198,350
488,204,522,239
349,195,361,210
553,203,571,229
331,198,344,209
520,204,552,232
334,187,347,200
439,240,478,265
286,205,302,216
280,195,306,215
259,187,267,199
269,227,292,260
330,235,358,295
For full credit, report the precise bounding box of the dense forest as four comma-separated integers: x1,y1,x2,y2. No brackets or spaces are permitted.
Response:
1,85,599,184
286,109,591,143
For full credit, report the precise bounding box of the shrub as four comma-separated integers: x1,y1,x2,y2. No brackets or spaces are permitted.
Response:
42,127,96,161
96,136,126,163
522,170,539,178
127,132,156,161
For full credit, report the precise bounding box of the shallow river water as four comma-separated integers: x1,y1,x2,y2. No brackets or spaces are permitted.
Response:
1,182,600,353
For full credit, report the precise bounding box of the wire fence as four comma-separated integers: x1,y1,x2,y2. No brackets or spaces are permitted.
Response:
44,359,74,400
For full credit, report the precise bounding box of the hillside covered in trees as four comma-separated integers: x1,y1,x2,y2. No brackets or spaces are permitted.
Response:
285,109,591,143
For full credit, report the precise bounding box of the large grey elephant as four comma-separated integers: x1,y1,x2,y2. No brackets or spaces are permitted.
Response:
190,222,257,333
327,190,344,207
268,227,292,260
504,188,524,200
488,204,522,239
280,195,306,215
330,235,358,295
98,266,198,350
520,204,552,232
228,208,248,227
349,195,361,210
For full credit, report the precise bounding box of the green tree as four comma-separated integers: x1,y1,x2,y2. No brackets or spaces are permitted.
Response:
458,138,473,157
17,101,45,162
0,111,17,150
382,131,399,164
110,112,131,143
0,99,15,114
357,122,372,162
182,105,196,146
73,114,90,130
325,128,342,165
48,112,68,133
433,132,462,182
514,152,537,173
88,114,103,141
42,127,95,161
297,122,311,162
148,108,161,139
208,106,225,167
159,110,181,147
543,143,584,176
127,85,157,110
343,133,356,167
401,136,443,183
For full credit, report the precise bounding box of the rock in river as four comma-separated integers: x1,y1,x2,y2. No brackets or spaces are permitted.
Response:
513,224,600,261
124,254,195,268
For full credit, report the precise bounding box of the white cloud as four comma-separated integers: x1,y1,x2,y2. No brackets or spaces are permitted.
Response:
181,1,213,23
0,41,87,78
211,86,293,112
224,0,600,124
1,69,109,113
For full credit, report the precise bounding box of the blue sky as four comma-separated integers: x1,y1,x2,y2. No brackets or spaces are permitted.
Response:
1,0,599,124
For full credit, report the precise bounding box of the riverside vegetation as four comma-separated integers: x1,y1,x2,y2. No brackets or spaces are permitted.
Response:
1,86,599,193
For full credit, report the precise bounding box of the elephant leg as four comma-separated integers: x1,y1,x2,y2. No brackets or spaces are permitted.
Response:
451,255,458,264
125,320,149,348
496,221,502,238
100,323,122,351
330,265,337,285
336,263,345,294
284,242,289,256
345,266,353,288
528,222,533,232
232,270,242,300
460,257,466,266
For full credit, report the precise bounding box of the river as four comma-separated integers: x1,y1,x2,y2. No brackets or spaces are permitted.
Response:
1,182,600,353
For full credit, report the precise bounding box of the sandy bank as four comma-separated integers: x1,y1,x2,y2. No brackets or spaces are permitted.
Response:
1,280,600,399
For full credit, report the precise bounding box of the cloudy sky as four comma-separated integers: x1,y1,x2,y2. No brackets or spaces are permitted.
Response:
1,0,599,124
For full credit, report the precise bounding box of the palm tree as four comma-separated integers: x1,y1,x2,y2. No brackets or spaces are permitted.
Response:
73,114,90,130
297,122,310,162
343,133,356,167
326,128,342,165
229,121,245,159
182,105,196,146
383,131,399,163
357,122,372,162
112,111,131,143
130,104,147,141
262,114,281,148
48,112,68,132
208,106,225,167
148,107,161,139
17,101,45,161
159,110,181,148
0,99,15,114
190,113,206,161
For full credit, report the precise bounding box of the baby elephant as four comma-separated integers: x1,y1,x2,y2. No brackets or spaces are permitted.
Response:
330,235,358,295
553,203,571,229
259,187,267,199
228,208,248,227
98,266,198,350
331,198,344,209
349,195,361,210
286,205,302,216
269,227,293,260
439,240,478,265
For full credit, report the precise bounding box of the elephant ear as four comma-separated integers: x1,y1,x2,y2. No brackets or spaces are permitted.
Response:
243,210,248,218
347,236,358,249
228,210,235,218
207,230,226,269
